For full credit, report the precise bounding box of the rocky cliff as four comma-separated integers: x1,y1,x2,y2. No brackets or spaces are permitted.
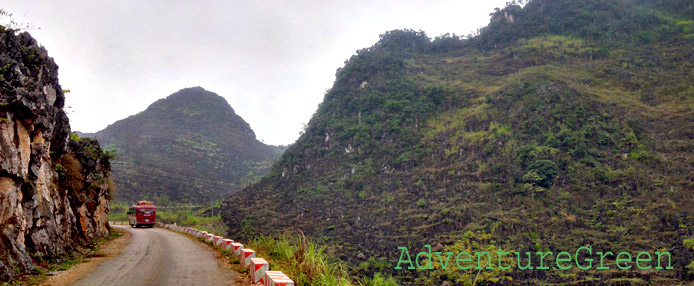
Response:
0,26,112,280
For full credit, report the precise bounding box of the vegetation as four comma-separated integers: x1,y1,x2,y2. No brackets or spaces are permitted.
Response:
149,207,398,285
0,228,125,286
0,9,38,32
224,0,694,284
109,202,229,236
244,233,399,286
417,231,516,285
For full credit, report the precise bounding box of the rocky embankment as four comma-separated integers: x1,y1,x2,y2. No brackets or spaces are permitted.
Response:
0,26,112,280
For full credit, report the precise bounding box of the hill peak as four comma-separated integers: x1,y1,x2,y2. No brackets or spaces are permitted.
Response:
168,86,217,99
148,86,236,113
91,87,282,203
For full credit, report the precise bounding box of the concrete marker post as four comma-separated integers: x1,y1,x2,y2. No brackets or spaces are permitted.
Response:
222,239,234,250
250,258,269,284
231,243,243,257
213,235,223,246
264,271,285,286
270,275,295,286
240,248,256,267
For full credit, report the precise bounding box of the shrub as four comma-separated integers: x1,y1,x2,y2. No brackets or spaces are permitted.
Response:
526,159,559,188
57,152,84,194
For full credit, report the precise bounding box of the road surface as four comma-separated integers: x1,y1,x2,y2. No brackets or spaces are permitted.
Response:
71,225,238,286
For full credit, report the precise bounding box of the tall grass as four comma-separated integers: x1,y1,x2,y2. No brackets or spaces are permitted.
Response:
246,232,398,286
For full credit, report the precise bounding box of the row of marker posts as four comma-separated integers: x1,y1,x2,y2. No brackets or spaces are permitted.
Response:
162,223,295,286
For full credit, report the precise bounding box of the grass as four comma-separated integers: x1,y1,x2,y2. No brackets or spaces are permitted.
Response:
173,223,386,285
242,233,399,286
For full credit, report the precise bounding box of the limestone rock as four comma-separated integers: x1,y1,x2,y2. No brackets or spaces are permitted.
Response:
0,26,111,281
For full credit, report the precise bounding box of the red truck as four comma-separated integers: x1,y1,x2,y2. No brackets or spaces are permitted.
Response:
128,200,156,228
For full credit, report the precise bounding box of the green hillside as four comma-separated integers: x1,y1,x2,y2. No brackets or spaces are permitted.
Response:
88,87,284,204
223,0,694,284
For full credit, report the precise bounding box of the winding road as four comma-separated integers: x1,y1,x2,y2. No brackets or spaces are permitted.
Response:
71,225,239,286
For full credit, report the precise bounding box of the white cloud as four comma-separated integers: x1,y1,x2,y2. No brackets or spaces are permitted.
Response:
2,0,508,145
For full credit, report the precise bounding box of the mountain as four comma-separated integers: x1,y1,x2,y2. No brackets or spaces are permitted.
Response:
87,87,283,204
222,0,694,284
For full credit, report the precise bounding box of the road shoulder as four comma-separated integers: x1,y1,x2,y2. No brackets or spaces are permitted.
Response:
40,226,131,286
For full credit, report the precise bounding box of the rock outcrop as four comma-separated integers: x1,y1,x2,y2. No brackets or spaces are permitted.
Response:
0,26,112,281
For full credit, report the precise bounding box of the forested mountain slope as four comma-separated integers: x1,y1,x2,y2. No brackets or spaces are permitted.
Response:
223,0,693,283
88,87,283,204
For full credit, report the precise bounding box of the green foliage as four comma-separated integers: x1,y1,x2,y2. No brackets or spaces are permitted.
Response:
684,238,694,249
108,203,129,222
525,159,558,188
474,0,694,50
246,234,358,286
224,0,694,285
376,29,430,53
361,273,399,286
69,132,81,141
420,231,514,285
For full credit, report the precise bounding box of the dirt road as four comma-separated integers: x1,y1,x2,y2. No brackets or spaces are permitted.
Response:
70,225,239,286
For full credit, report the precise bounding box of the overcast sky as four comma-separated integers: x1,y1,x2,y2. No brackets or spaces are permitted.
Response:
2,0,508,145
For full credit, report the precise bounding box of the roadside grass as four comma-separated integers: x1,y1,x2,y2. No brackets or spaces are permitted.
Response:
173,225,397,286
156,209,229,236
1,227,125,286
244,233,398,286
149,203,396,285
108,203,128,222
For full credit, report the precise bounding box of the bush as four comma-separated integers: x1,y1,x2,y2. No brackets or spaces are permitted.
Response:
684,238,694,249
526,159,559,188
57,152,84,194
